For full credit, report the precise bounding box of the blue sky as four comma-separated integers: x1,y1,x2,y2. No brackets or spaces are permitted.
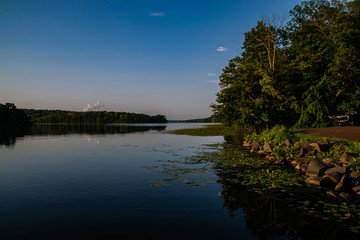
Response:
0,0,302,120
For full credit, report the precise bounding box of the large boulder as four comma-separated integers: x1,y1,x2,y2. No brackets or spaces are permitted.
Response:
324,166,348,175
335,175,353,192
323,172,342,184
306,159,330,177
305,176,332,187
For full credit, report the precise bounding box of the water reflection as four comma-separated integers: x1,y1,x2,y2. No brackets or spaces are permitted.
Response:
0,126,30,147
145,135,360,239
0,124,166,147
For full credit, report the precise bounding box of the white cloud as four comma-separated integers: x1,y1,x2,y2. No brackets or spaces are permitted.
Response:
149,12,164,17
208,73,216,77
216,46,228,52
82,101,105,112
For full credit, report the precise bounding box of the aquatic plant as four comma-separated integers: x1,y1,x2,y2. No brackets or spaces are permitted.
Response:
170,124,239,136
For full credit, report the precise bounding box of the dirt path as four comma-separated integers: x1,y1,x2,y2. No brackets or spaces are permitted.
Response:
293,126,360,142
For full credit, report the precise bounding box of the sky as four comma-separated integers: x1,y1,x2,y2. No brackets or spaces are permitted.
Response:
0,0,302,120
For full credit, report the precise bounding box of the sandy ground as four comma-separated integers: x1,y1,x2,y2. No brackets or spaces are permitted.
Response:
293,126,360,142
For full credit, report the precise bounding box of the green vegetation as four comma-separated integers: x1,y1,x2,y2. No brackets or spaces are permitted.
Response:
245,125,360,165
0,103,32,127
23,109,167,124
174,117,214,123
212,0,360,131
245,125,290,144
170,124,239,136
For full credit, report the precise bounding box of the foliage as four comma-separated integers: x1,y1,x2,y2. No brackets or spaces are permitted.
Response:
0,103,32,127
22,109,167,124
245,125,291,145
212,0,360,129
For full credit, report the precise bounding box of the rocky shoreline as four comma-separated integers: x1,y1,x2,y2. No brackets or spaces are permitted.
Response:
243,139,360,201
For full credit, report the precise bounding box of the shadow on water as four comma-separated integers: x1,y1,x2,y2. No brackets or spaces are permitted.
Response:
145,134,360,239
0,126,31,147
0,124,166,147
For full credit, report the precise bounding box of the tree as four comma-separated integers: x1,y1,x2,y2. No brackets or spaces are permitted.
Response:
0,103,32,127
288,0,360,127
212,16,290,132
212,0,359,130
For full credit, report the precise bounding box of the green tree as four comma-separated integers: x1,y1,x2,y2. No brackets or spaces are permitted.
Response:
288,0,360,127
0,103,32,127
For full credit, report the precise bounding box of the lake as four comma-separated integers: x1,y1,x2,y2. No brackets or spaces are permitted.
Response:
1,123,358,240
0,123,256,239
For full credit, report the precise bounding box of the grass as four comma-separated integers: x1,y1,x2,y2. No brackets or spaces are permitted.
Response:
170,124,239,136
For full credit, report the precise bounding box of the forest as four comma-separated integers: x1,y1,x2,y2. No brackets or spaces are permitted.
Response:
23,109,168,124
211,0,359,132
0,103,32,127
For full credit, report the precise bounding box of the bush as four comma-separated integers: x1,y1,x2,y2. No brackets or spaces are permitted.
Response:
245,125,291,145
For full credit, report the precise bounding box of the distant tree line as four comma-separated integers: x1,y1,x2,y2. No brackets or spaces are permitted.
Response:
23,109,168,124
211,0,360,132
0,103,32,127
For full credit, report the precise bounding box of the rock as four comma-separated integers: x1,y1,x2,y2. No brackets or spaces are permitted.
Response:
273,157,286,165
340,152,358,164
327,190,337,197
305,176,332,187
263,142,272,153
340,192,352,202
306,159,330,177
309,143,322,153
305,150,316,157
318,140,329,146
243,141,251,147
352,185,360,193
250,146,259,153
323,158,335,164
284,139,292,147
335,175,353,192
296,148,305,158
323,172,342,184
350,171,360,179
256,150,266,156
301,163,308,173
291,157,313,168
265,154,275,161
301,140,318,149
324,166,348,175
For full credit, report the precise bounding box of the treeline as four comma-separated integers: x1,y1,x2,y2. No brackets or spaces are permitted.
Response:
0,103,32,127
212,0,359,132
23,109,168,124
174,117,214,123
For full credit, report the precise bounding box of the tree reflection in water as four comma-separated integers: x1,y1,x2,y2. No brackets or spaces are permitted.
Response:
0,124,166,147
146,135,360,239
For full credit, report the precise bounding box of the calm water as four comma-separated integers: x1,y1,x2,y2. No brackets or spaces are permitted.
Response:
0,124,255,240
1,124,358,240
